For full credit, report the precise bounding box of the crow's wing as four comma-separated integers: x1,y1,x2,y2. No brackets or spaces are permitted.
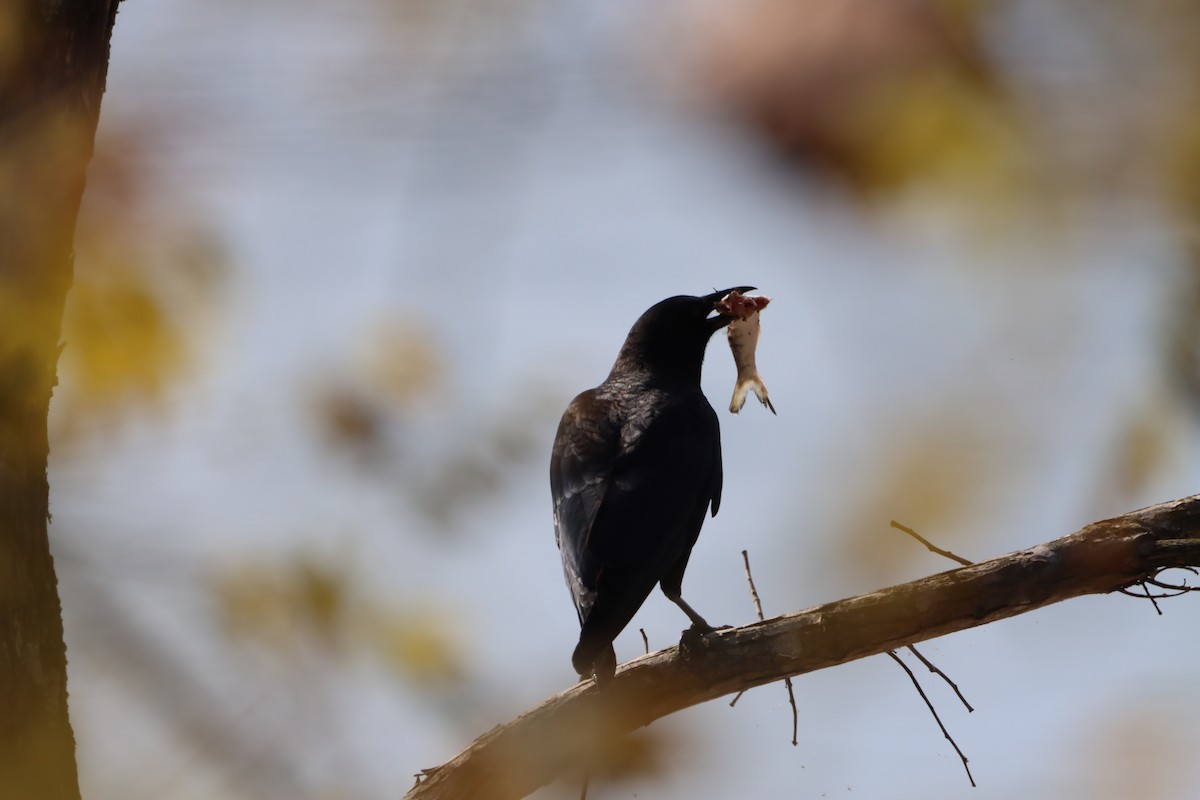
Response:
585,393,722,573
552,387,722,626
550,389,620,624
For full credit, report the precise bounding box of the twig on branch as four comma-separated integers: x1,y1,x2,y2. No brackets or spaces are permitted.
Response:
729,550,765,708
742,549,766,620
1116,585,1161,610
887,651,975,787
728,550,799,745
1145,568,1199,593
890,523,977,718
406,495,1200,800
891,520,974,566
784,678,800,746
1138,580,1163,614
1117,566,1200,613
906,645,973,713
1143,582,1164,614
1145,579,1190,592
639,629,649,655
889,522,977,714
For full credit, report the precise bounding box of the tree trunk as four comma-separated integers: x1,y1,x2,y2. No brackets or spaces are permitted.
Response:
0,2,122,797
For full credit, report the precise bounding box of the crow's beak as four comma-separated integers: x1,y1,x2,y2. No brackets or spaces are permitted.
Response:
705,286,757,312
705,285,757,331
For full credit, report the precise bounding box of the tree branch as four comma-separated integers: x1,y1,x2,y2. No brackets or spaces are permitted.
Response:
406,495,1200,800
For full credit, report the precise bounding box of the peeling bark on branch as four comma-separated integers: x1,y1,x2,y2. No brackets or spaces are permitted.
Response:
406,495,1200,800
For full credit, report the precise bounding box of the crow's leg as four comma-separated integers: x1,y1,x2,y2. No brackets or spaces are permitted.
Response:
660,583,714,633
660,548,718,632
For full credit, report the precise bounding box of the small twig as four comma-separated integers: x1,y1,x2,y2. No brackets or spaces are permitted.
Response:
731,550,799,744
1144,584,1192,596
784,675,799,747
890,520,974,566
905,645,973,713
639,628,649,655
741,549,766,620
1139,581,1163,615
1145,578,1196,593
1116,586,1174,600
887,651,975,788
1115,577,1192,612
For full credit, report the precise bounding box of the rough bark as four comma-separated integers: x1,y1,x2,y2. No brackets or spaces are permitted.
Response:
406,494,1200,800
0,2,122,798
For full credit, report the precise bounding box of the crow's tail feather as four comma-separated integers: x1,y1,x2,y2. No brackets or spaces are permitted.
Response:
572,637,617,684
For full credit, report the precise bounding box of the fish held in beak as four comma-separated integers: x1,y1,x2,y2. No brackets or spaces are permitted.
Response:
716,290,775,415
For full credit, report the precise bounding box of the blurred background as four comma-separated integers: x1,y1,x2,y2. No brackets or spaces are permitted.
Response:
50,0,1200,798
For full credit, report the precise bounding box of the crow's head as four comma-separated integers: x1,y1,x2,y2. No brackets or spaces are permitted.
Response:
613,287,756,384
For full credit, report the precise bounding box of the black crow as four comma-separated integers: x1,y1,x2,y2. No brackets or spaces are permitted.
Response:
550,287,755,683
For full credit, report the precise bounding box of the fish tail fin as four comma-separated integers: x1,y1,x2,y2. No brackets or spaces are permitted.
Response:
746,377,776,415
729,381,749,414
755,379,776,415
731,377,775,415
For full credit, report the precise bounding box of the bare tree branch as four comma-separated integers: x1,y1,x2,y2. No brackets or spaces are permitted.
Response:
405,495,1200,800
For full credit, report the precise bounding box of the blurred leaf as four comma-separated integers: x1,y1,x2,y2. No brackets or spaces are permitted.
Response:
1167,256,1200,415
217,557,349,651
409,391,549,528
1167,109,1200,222
297,560,348,641
54,124,229,435
315,386,387,455
373,611,465,685
1108,397,1176,500
312,320,442,459
582,728,667,784
353,322,442,412
688,0,1013,197
60,260,187,411
215,556,469,685
842,67,1021,195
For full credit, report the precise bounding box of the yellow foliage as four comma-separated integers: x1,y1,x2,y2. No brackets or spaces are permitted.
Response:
60,260,187,410
376,612,464,684
844,67,1021,197
1165,110,1200,221
688,0,1017,199
215,557,468,686
352,322,443,412
217,558,348,650
311,319,445,458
